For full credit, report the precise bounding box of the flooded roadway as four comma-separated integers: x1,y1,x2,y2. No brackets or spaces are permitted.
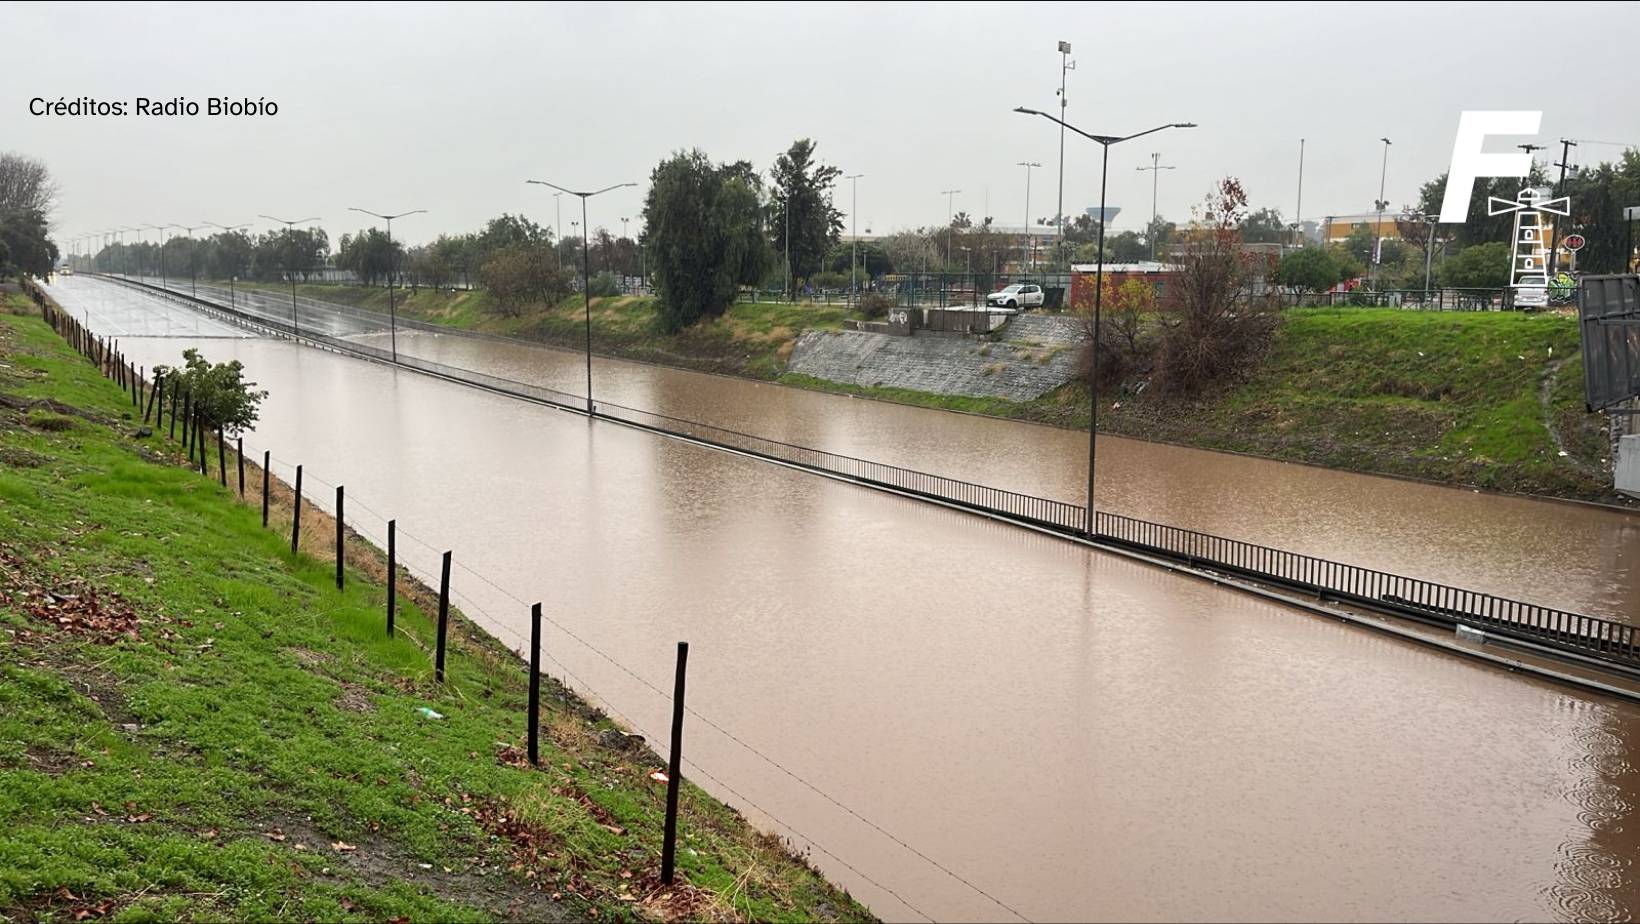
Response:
47,275,1640,921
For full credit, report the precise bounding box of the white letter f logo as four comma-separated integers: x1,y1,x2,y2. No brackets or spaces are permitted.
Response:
1440,111,1542,222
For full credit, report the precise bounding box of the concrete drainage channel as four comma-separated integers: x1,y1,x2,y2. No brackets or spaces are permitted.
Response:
86,274,1640,704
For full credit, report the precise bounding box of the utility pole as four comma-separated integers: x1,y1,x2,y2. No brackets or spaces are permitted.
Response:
846,174,864,308
347,207,426,363
1054,40,1075,269
1135,153,1174,261
1550,138,1578,275
1017,161,1040,273
1372,137,1391,287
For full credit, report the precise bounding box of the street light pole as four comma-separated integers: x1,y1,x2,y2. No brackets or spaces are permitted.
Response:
527,179,637,415
1135,153,1175,261
1054,40,1075,269
1015,107,1196,535
1017,161,1040,273
1294,138,1306,247
846,174,864,308
940,188,961,265
204,221,251,309
174,224,206,298
258,214,321,337
1372,137,1391,287
348,207,426,363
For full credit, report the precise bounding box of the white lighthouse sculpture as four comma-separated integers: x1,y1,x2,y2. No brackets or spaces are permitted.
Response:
1488,186,1568,308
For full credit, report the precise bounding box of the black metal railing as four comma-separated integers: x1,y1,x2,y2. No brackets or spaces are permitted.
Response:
85,273,1640,674
1095,512,1638,664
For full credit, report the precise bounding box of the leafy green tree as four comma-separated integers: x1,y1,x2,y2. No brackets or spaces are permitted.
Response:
0,208,58,278
643,149,772,331
768,139,842,296
1239,207,1288,244
1437,241,1511,289
154,348,268,435
1274,246,1340,292
1107,230,1148,263
336,228,399,286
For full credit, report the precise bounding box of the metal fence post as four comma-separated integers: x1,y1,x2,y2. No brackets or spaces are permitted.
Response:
435,551,451,681
261,450,271,527
529,602,542,766
144,372,161,424
334,485,345,590
180,391,191,449
291,465,303,555
217,430,227,487
386,520,397,636
236,438,245,497
661,640,690,885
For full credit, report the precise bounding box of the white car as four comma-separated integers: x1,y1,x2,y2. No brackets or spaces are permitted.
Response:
985,283,1044,309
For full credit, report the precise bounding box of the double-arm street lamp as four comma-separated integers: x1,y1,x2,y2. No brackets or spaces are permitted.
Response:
259,214,321,337
348,207,426,362
203,221,251,308
526,179,637,414
1015,107,1196,535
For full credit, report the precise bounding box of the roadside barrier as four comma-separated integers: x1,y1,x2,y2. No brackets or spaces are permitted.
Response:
20,276,1031,923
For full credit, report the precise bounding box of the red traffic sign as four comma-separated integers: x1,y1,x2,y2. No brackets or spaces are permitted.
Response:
1563,233,1586,252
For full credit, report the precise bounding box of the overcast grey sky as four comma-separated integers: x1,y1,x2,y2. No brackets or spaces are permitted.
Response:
6,0,1640,249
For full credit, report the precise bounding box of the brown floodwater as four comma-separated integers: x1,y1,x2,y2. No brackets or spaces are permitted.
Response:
360,326,1640,622
55,276,1640,921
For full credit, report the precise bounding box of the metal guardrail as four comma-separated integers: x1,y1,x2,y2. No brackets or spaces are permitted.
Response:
1095,512,1639,665
89,273,1640,675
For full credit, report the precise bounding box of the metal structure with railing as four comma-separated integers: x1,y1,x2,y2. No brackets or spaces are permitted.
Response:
92,272,1640,678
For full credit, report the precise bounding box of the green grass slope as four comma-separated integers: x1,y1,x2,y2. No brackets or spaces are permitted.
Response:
0,291,871,923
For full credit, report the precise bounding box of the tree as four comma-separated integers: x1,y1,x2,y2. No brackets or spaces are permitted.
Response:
153,348,267,435
0,208,57,279
643,149,771,332
1436,241,1511,289
0,152,57,216
478,244,567,316
1154,177,1279,394
1107,230,1148,263
336,228,397,286
1274,246,1341,293
768,139,843,296
1239,207,1288,244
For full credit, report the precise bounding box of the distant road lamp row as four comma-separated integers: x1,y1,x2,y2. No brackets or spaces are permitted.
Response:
527,178,636,414
1014,106,1196,535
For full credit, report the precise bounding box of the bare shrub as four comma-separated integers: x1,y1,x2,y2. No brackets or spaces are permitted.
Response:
1153,177,1279,395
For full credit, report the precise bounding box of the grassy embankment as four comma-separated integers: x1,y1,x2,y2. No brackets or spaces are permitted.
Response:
240,282,852,380
234,283,1615,503
0,289,871,922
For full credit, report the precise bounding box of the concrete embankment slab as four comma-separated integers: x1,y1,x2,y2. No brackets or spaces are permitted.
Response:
787,313,1082,400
